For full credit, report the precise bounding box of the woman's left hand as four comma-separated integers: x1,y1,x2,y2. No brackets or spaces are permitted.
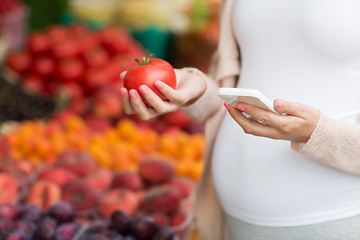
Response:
225,99,320,143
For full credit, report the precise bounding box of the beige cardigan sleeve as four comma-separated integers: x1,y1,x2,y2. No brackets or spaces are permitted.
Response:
292,113,360,175
179,0,241,124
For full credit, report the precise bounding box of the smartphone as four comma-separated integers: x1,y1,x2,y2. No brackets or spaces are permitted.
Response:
218,87,278,114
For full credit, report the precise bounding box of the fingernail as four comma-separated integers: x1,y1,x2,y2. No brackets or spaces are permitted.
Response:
139,86,148,95
120,88,126,97
277,99,283,109
129,91,137,100
224,102,230,110
237,104,245,111
155,81,163,89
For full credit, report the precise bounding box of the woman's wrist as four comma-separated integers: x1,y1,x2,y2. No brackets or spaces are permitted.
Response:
178,67,208,107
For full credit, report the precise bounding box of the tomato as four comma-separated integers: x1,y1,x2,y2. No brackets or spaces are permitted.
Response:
46,25,69,44
124,57,177,106
83,47,109,69
27,32,50,55
83,68,111,92
5,51,31,74
77,34,100,54
51,40,81,59
57,58,85,83
32,57,56,77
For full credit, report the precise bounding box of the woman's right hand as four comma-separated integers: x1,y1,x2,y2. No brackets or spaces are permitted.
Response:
119,68,206,121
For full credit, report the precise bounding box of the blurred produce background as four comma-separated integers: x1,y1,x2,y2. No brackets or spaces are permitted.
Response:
0,0,219,239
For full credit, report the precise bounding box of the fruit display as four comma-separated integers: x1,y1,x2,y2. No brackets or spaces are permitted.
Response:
0,201,82,240
0,128,198,239
4,24,147,120
4,115,204,179
77,210,182,240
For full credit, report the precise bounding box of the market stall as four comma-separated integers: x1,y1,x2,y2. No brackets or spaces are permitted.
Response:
0,0,219,239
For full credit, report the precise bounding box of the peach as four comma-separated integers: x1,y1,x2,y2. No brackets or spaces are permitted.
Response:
138,157,175,185
38,167,76,187
0,137,9,160
0,173,18,204
92,90,123,119
26,180,62,210
149,212,169,226
142,185,182,214
56,150,96,176
84,115,112,134
62,179,98,215
1,159,34,187
85,168,113,193
167,176,196,198
98,189,140,218
111,171,144,191
170,208,188,227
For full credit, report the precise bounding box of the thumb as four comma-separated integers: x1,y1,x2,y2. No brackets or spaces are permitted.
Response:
119,71,127,81
274,99,309,116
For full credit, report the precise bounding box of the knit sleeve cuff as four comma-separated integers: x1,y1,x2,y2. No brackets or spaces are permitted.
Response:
292,113,360,174
179,68,222,124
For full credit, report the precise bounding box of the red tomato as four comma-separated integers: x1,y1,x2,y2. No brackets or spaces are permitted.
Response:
32,57,56,77
5,51,31,74
77,34,100,54
27,32,50,55
57,58,85,83
46,25,69,44
69,24,89,37
124,57,177,106
51,40,81,59
83,47,109,69
0,0,21,13
83,68,111,91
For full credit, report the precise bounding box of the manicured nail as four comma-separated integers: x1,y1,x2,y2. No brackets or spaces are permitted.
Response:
139,86,148,95
155,81,163,89
224,102,230,110
237,104,245,111
120,88,127,97
277,99,283,109
129,91,137,100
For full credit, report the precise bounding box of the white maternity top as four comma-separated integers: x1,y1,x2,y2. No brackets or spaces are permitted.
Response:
212,0,360,227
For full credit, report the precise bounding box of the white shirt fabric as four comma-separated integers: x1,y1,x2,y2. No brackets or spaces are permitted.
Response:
212,0,360,227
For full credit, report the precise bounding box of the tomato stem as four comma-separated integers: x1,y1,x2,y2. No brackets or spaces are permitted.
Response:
134,54,154,66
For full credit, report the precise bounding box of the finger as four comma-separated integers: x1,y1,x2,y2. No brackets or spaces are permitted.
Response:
274,99,314,118
236,102,285,129
119,71,127,81
129,89,158,121
154,81,187,105
228,106,284,139
120,88,135,115
139,85,178,113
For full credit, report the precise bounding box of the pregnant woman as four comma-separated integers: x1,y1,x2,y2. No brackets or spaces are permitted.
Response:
119,0,360,239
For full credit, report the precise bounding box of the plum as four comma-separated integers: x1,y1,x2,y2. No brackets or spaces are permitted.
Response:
55,222,80,240
48,201,75,223
3,232,25,240
19,203,42,222
110,210,134,234
0,216,13,232
131,216,159,240
84,234,109,240
35,217,57,240
12,220,36,240
0,204,20,219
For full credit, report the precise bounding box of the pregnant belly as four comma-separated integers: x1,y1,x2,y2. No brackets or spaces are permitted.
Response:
212,114,360,226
